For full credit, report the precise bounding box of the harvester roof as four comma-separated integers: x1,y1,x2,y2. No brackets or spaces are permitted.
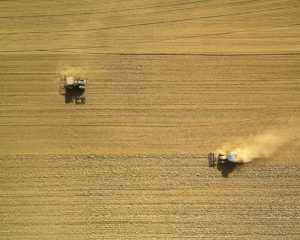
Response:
66,77,75,85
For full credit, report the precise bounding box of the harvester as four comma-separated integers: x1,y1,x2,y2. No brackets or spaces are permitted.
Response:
208,152,239,167
60,75,87,104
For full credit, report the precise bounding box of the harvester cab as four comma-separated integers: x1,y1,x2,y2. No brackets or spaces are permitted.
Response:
208,152,238,167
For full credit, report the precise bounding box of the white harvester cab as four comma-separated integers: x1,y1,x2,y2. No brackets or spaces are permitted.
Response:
227,152,237,163
66,76,75,85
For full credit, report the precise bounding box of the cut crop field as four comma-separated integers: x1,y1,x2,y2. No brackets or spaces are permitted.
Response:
1,53,299,155
0,154,299,240
0,0,299,239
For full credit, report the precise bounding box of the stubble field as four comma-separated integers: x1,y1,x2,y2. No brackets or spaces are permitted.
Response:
0,0,299,239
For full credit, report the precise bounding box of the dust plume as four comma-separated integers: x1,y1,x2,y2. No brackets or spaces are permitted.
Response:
61,67,88,77
217,120,299,163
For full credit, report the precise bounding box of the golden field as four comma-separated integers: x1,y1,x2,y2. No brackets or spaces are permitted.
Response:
0,0,299,239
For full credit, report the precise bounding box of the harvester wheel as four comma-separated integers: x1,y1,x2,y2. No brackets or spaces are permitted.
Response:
75,96,86,105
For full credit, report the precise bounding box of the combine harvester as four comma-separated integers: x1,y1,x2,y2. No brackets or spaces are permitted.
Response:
208,152,239,167
60,75,87,104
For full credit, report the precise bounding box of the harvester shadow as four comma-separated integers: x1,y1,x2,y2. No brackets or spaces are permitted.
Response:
217,162,244,178
65,89,85,104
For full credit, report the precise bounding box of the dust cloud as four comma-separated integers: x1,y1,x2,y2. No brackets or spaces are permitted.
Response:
61,67,88,77
217,119,299,163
